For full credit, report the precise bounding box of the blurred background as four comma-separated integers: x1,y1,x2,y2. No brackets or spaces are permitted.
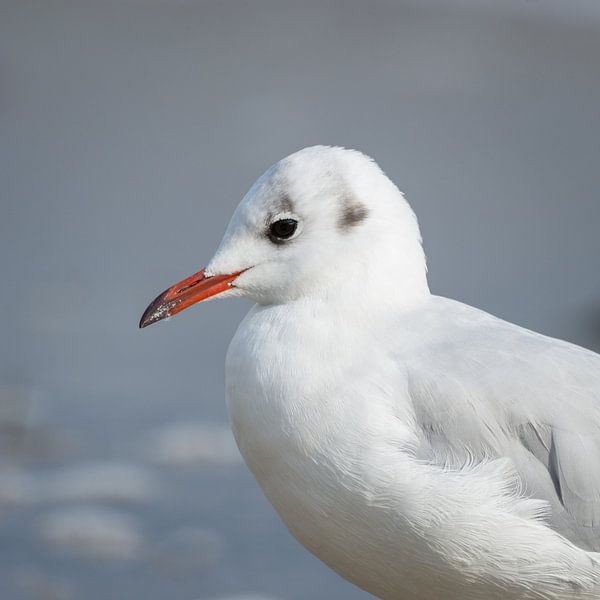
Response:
1,0,600,598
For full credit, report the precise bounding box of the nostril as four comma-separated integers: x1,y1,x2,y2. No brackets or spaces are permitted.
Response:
176,276,207,294
176,282,195,294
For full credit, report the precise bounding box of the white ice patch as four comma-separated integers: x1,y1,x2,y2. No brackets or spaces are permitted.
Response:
147,422,242,467
151,527,225,576
0,466,35,507
37,506,144,560
43,462,160,504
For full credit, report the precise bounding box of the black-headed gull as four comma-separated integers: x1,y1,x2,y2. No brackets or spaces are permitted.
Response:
141,146,600,599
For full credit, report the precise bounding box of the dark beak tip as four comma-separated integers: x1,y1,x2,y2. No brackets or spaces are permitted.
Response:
138,309,157,329
139,289,172,330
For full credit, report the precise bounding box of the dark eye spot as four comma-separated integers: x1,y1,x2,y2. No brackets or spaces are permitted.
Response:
269,218,298,243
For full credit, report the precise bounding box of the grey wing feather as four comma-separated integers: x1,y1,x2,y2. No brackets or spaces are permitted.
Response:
517,424,600,550
552,429,600,527
405,297,600,552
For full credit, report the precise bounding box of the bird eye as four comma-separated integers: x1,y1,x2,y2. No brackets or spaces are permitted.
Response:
269,218,298,242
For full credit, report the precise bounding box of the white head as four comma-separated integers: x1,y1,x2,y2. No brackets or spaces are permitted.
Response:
140,146,429,327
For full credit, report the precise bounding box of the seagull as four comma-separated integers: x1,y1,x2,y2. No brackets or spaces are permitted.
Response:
140,146,600,599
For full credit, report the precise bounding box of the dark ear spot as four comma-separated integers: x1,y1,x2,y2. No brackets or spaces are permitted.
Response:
338,201,369,231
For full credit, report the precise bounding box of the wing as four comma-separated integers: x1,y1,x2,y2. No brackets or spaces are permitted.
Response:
403,297,600,551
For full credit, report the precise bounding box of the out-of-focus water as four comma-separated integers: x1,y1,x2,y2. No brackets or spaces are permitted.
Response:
1,1,600,598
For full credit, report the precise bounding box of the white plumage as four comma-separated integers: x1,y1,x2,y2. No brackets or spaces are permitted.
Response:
144,146,600,599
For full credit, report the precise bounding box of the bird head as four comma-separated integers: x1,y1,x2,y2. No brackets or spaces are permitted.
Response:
140,145,428,328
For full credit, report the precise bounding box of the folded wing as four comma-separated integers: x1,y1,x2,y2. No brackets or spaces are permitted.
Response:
405,298,600,551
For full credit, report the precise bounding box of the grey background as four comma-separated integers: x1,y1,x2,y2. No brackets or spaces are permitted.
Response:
1,1,600,599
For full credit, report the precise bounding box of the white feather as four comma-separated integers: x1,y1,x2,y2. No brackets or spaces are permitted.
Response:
203,146,600,599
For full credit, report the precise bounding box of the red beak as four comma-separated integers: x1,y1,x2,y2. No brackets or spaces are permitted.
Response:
139,268,241,329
